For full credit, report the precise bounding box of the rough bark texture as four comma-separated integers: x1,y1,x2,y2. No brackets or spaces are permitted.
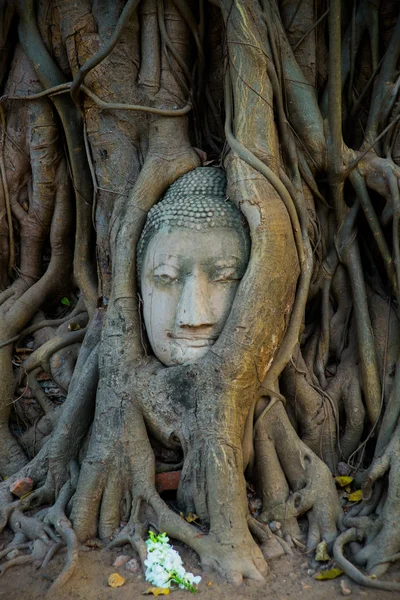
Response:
1,0,400,593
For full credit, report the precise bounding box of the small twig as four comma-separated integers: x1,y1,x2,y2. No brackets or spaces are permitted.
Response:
70,0,141,104
2,84,192,117
293,8,329,52
81,84,192,116
345,113,400,175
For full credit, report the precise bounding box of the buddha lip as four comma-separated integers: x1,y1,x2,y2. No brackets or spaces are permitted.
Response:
169,333,218,341
184,339,216,348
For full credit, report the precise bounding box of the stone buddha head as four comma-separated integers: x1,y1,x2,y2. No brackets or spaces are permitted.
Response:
137,167,250,367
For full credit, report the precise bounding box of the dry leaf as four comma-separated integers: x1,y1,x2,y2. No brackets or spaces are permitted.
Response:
180,511,199,523
315,568,344,580
108,573,126,588
144,588,170,596
348,490,363,502
86,538,104,548
315,540,331,562
68,322,81,331
335,476,353,487
185,512,199,523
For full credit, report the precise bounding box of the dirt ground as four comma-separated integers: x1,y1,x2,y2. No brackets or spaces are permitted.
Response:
1,532,400,600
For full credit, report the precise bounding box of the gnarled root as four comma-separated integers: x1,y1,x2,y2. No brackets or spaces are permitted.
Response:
254,399,342,549
334,528,400,591
281,345,338,469
247,514,290,560
347,420,400,577
149,493,268,586
43,472,79,593
0,463,79,593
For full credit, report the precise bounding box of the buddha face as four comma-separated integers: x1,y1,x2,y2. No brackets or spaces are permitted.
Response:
140,227,249,366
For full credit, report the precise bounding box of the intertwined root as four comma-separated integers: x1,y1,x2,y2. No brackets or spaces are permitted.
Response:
0,510,67,590
0,460,79,593
334,529,400,592
254,400,342,548
247,515,291,560
341,422,400,578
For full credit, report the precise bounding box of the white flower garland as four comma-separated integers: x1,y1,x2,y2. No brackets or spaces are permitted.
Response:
144,532,201,592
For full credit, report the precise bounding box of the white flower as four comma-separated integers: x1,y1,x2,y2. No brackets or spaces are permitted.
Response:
144,532,201,591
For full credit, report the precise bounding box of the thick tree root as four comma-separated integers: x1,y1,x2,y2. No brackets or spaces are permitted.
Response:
281,346,338,468
247,514,290,560
108,519,148,568
346,421,400,576
254,400,342,547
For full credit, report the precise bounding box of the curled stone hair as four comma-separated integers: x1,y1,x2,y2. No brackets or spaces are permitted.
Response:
137,167,250,278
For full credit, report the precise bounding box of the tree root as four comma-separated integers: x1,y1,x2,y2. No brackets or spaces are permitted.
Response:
254,400,342,547
247,514,290,560
0,542,31,560
0,463,79,592
108,519,148,568
0,537,62,581
343,420,400,577
41,540,64,570
281,345,338,468
333,528,400,591
43,477,79,594
0,554,35,576
149,492,268,586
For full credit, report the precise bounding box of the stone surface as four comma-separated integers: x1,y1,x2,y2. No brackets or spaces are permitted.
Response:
9,477,33,497
155,471,181,493
113,555,130,567
125,558,140,573
340,579,352,596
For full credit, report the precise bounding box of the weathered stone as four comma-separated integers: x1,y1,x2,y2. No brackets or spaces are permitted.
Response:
113,555,130,567
9,477,33,498
155,470,181,493
125,558,140,573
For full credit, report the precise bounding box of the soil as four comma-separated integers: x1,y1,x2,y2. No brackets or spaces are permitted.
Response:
1,532,400,600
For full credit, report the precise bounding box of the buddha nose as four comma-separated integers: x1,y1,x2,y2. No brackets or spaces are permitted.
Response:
176,274,213,328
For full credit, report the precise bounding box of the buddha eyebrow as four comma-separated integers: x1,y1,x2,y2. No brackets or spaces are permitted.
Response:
152,254,181,267
212,256,242,267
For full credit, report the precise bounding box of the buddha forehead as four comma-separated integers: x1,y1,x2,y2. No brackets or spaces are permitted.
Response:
137,167,249,275
143,226,247,273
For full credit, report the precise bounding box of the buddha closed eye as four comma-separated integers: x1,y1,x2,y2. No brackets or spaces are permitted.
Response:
137,167,250,367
